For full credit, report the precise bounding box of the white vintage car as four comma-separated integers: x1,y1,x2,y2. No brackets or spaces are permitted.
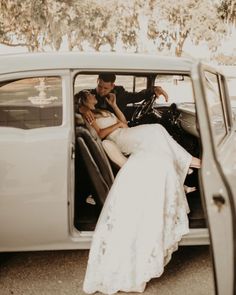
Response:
0,52,235,294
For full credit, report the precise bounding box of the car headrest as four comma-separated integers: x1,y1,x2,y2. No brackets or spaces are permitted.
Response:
75,113,85,126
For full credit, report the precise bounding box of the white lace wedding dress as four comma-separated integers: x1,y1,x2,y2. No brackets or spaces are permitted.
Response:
83,113,192,294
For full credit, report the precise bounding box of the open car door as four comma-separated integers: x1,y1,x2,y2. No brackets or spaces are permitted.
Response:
197,64,236,294
0,72,73,251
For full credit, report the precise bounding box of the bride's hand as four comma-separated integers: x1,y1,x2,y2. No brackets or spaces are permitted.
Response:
106,93,117,107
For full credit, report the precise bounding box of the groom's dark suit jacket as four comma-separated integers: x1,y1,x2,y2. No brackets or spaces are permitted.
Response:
90,86,155,116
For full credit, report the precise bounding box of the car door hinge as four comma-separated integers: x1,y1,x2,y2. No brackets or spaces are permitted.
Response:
71,144,75,160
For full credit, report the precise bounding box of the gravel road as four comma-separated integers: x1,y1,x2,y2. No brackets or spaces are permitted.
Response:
0,245,214,295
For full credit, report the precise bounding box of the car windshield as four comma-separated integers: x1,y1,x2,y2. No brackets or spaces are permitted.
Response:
227,76,236,110
154,74,194,105
221,67,236,120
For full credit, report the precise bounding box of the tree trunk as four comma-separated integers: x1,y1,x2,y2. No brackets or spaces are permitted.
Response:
175,43,183,57
175,32,188,57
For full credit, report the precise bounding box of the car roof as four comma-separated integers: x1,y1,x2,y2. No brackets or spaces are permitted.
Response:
0,52,198,75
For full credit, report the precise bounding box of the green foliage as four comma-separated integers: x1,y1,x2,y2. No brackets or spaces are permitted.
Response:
0,0,235,57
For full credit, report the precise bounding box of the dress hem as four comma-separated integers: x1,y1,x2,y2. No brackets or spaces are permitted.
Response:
83,228,189,295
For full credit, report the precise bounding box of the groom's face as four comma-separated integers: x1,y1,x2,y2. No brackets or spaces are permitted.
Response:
96,79,114,97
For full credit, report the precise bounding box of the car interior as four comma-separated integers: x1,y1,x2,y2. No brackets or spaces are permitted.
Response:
73,72,207,232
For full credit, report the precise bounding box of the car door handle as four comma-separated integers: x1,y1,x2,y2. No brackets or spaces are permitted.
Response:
212,194,225,212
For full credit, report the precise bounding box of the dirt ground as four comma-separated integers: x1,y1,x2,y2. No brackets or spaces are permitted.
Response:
0,245,214,295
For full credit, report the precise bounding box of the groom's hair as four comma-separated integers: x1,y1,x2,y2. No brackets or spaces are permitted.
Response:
98,73,116,83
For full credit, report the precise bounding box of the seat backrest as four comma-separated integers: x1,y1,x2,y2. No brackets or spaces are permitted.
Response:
75,117,114,206
76,136,110,206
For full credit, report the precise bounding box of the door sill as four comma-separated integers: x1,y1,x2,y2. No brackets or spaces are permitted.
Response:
179,228,209,245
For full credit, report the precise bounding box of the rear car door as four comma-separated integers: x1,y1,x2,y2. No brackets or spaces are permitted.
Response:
197,64,236,294
0,71,73,251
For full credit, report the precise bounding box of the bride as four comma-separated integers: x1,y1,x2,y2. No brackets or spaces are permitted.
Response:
77,90,201,294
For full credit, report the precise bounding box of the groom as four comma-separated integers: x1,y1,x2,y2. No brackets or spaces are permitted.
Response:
78,73,169,123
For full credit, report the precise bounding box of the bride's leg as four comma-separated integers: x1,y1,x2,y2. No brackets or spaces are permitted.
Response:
185,157,201,195
156,125,196,173
190,157,201,169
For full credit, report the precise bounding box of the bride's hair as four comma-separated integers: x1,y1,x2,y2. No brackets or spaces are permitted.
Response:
75,89,108,117
74,89,90,107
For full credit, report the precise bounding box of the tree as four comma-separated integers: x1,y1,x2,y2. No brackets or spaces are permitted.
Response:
0,0,44,51
218,0,236,25
147,0,228,56
0,0,235,58
215,52,236,65
0,0,118,52
63,1,116,51
113,0,143,52
0,0,81,52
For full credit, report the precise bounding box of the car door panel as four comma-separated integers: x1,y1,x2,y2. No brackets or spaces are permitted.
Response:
197,64,236,295
0,72,73,251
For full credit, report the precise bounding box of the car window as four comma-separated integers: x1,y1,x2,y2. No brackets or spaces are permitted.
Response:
132,77,147,92
113,75,134,92
227,76,236,102
154,75,194,104
74,74,147,94
204,71,227,145
0,77,62,129
226,76,236,122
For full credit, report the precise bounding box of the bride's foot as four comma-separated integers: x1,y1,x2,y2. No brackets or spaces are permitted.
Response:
184,185,197,194
188,168,194,175
190,157,201,169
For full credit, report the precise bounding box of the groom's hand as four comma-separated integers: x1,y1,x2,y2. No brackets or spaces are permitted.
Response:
106,93,116,107
154,86,169,102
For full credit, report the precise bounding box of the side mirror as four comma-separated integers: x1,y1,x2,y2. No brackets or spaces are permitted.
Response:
173,75,184,85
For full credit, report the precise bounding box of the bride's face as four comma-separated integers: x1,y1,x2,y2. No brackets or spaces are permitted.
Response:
85,92,97,110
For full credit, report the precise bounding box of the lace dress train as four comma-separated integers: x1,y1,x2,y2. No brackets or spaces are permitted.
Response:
83,118,192,294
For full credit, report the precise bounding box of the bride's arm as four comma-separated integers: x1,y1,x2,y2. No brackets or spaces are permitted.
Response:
111,104,127,124
106,94,127,124
90,119,126,139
